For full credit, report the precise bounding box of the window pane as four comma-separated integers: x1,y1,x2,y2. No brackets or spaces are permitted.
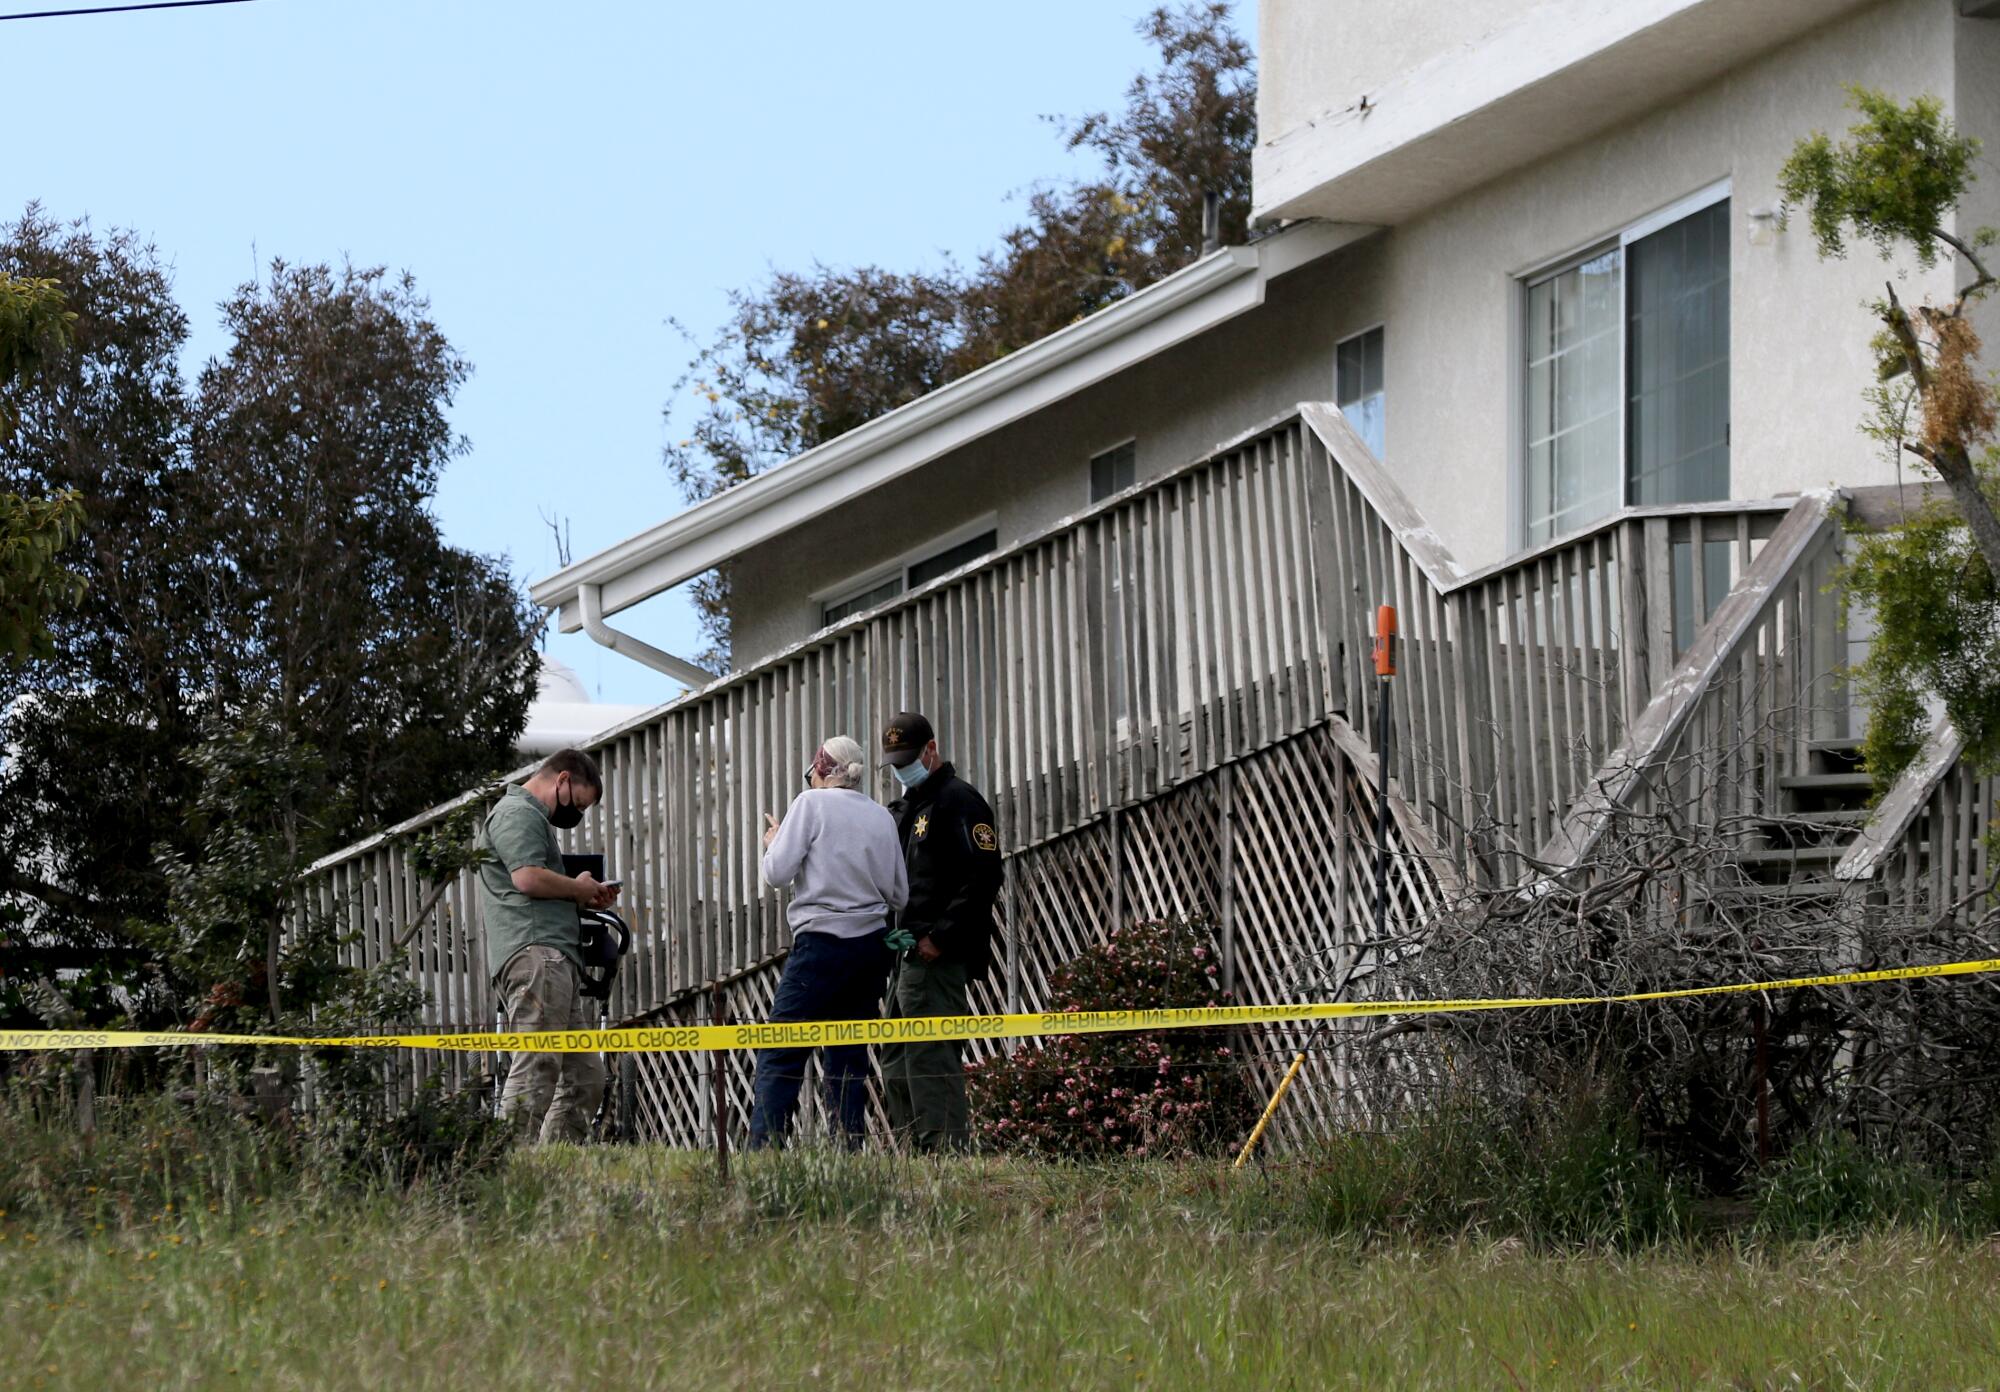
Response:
908,529,998,588
822,576,903,628
1523,248,1621,543
1627,199,1729,507
1089,441,1137,504
1336,337,1363,400
1337,326,1386,457
1345,395,1385,458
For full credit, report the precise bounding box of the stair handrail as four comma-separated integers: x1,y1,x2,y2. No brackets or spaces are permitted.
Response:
1833,711,1963,882
1301,403,1797,601
1532,490,1842,874
1325,712,1465,898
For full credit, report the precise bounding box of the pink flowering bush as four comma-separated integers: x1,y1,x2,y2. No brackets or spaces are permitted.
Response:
967,916,1254,1159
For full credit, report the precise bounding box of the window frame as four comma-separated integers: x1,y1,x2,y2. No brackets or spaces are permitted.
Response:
1087,437,1139,505
1334,322,1387,458
812,512,1002,630
1512,179,1732,550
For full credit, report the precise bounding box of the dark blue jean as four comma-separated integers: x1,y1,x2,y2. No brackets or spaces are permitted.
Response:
747,927,892,1149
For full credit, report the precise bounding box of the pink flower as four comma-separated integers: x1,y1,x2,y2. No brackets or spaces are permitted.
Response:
1066,1107,1079,1118
1193,947,1207,959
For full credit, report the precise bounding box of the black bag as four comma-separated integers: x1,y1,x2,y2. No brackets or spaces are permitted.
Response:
576,908,631,1001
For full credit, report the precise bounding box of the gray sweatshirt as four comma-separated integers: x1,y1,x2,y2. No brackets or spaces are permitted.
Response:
760,788,909,939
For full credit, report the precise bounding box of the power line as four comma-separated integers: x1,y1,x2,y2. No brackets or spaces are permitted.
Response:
0,0,254,20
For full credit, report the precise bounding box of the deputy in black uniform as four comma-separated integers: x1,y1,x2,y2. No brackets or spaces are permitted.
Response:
877,711,1003,1151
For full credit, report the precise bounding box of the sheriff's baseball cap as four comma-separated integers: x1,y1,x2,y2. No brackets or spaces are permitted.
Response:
881,711,935,767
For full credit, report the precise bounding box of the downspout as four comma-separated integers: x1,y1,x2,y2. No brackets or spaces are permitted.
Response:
576,583,718,689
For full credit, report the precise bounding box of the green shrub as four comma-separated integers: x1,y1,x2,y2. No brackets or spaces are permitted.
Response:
968,917,1254,1159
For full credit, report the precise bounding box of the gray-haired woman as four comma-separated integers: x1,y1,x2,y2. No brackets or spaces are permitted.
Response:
748,735,908,1148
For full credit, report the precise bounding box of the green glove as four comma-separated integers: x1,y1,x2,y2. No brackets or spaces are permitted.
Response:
885,927,916,953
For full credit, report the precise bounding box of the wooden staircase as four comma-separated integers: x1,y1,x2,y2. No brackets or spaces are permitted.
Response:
1723,739,1874,906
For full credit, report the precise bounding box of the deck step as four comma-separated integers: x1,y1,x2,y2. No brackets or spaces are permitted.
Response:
1710,880,1849,905
1805,738,1868,778
1777,773,1874,793
1759,809,1870,827
1730,845,1850,868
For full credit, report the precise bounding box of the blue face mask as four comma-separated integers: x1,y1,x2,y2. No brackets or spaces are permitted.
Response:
890,759,931,791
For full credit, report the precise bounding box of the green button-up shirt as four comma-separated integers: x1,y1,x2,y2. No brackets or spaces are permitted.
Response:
476,785,583,981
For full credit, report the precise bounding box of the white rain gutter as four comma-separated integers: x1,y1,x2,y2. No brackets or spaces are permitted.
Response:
577,582,717,689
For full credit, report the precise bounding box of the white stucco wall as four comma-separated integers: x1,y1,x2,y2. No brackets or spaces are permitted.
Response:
1375,0,1965,562
1958,10,2000,354
1258,0,1536,137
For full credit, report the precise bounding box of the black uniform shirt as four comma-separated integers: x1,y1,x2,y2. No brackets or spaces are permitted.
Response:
889,762,1004,978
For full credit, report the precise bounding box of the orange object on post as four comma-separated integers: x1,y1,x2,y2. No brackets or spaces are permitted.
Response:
1373,605,1397,677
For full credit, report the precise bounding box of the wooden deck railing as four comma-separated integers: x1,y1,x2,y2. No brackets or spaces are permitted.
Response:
1834,713,1994,914
1300,404,1813,879
299,402,1866,1076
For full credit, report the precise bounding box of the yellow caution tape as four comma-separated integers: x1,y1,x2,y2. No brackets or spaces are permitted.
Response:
4,957,1996,1055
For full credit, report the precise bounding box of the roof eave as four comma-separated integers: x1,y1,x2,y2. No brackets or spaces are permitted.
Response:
532,222,1367,630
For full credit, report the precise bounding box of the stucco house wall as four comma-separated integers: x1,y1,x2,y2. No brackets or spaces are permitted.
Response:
1376,0,1964,560
1259,0,1542,138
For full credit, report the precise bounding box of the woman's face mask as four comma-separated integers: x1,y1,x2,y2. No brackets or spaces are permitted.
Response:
889,759,931,791
549,776,585,830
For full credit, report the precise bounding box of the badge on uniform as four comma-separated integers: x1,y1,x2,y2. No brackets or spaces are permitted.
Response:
973,823,997,852
913,813,930,840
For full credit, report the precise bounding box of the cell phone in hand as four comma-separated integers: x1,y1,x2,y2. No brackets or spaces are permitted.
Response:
601,879,623,890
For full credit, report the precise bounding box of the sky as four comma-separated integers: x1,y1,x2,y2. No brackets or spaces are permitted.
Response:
5,0,1256,709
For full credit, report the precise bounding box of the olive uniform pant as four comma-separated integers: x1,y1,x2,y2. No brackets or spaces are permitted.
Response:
879,954,972,1151
495,945,606,1145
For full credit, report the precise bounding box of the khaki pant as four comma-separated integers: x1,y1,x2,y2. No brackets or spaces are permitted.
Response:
880,955,972,1152
495,946,605,1145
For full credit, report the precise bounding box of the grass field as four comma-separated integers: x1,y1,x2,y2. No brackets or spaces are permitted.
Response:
6,1146,2000,1390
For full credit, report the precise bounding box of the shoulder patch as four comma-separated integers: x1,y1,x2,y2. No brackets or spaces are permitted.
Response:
972,822,998,853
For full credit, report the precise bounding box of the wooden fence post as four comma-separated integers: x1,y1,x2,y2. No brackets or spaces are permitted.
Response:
1004,871,1021,1019
1109,808,1124,936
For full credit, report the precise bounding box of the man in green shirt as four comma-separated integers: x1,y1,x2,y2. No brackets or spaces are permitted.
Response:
477,747,620,1144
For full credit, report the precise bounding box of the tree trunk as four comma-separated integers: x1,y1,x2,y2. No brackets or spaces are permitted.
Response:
1923,441,2000,580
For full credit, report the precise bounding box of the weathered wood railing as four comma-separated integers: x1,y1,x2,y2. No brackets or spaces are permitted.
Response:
1301,404,1814,880
1534,491,1845,871
304,408,1348,1039
1837,714,1993,913
300,402,1867,1130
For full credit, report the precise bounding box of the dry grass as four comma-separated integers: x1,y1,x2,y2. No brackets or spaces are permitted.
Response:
5,1146,2000,1390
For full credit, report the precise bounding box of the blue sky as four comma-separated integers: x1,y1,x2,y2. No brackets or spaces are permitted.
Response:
6,0,1255,708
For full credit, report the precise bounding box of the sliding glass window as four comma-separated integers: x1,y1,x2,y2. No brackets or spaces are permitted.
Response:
1521,189,1730,546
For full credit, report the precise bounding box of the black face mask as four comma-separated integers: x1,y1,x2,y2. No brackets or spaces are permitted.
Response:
550,778,585,831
